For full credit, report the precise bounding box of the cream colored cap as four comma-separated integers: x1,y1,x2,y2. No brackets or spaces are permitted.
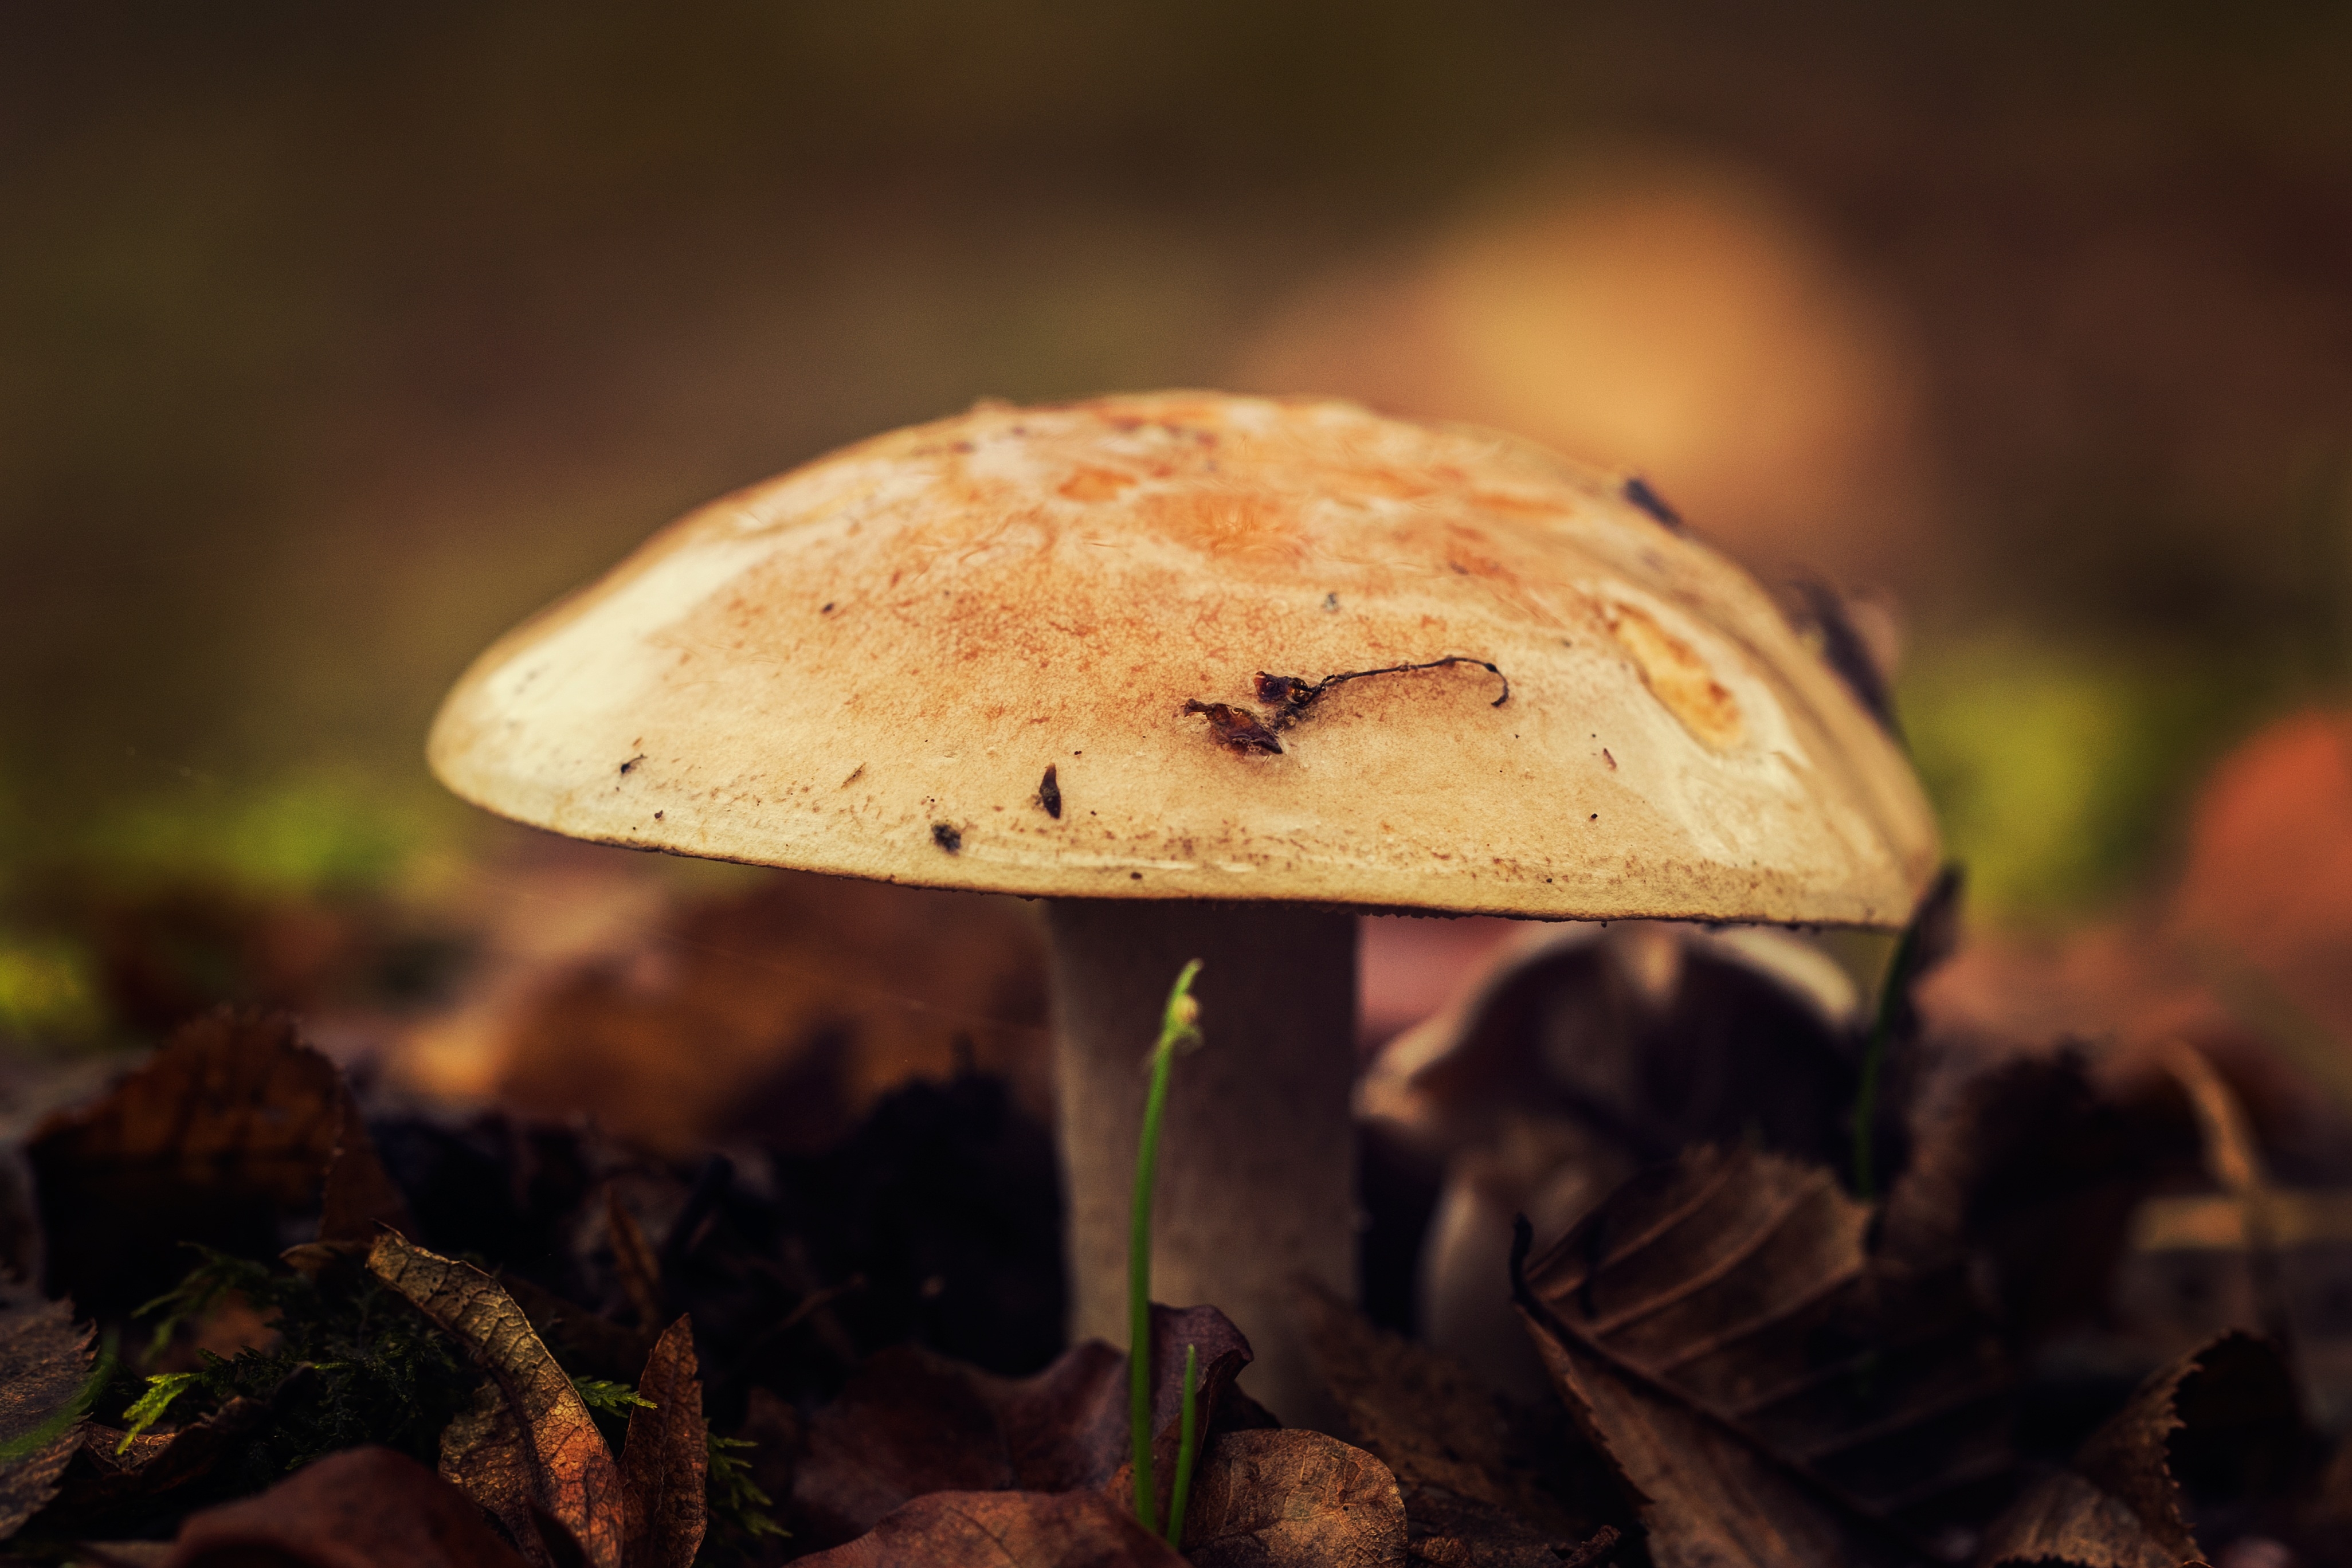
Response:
428,393,1938,924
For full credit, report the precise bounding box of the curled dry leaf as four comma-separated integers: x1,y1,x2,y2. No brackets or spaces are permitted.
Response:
603,1186,665,1330
48,1396,273,1532
317,1096,416,1247
1177,1428,1408,1567
1514,1144,2017,1567
29,1009,354,1316
793,1302,1255,1545
488,869,1051,1155
367,1233,623,1568
794,1487,1185,1567
1298,1284,1625,1567
620,1316,706,1568
0,1292,94,1540
159,1445,526,1568
497,1272,655,1388
1977,1332,2304,1568
1880,1050,2162,1346
439,1381,543,1566
1362,921,1878,1397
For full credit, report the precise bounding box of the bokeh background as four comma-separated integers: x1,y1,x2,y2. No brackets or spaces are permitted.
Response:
5,2,2352,1117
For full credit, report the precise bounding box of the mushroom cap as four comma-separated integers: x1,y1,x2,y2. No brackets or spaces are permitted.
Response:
428,392,1938,924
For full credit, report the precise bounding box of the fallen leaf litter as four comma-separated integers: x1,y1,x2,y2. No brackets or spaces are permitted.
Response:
0,850,2348,1567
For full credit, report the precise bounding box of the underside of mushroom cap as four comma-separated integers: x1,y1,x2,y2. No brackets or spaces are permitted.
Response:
428,392,1939,926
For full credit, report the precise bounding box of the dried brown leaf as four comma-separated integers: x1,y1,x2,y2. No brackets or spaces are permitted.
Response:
1400,1491,1620,1568
1299,1284,1624,1566
160,1445,527,1567
44,1397,273,1532
72,1542,173,1567
440,1380,544,1566
620,1316,706,1568
1977,1332,2304,1568
793,1303,1253,1546
369,1232,623,1568
498,1272,655,1386
0,1292,93,1540
603,1186,664,1330
795,1487,1185,1567
1515,1144,2016,1567
1880,1051,2161,1343
1178,1429,1407,1567
29,1009,352,1315
317,1095,415,1245
491,870,1050,1155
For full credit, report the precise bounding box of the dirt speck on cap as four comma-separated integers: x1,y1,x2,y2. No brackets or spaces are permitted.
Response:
1183,700,1284,755
931,823,962,853
1621,474,1684,530
1038,765,1063,818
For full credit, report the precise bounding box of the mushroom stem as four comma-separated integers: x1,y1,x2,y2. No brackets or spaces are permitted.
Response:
1045,899,1357,1431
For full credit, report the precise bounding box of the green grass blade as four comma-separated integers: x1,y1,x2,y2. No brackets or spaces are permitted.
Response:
1165,1342,1200,1546
1129,958,1202,1535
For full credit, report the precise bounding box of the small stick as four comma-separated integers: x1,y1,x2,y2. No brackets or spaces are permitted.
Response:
1255,655,1510,727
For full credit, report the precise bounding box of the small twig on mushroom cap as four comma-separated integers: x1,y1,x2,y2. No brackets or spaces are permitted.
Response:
1185,656,1510,754
1255,656,1510,728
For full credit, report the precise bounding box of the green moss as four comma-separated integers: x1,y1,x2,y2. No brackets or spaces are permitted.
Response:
0,934,105,1045
84,775,436,897
127,1248,785,1559
1898,638,2263,924
131,1248,477,1485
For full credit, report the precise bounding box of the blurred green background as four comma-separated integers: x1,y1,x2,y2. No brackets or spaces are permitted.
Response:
5,0,2352,1016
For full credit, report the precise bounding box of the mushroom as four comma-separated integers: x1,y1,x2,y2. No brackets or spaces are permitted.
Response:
1358,918,1866,1397
425,391,1939,1425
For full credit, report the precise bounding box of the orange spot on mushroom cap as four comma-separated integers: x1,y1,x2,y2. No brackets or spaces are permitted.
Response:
1132,487,1308,564
1604,601,1745,750
1058,466,1139,502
